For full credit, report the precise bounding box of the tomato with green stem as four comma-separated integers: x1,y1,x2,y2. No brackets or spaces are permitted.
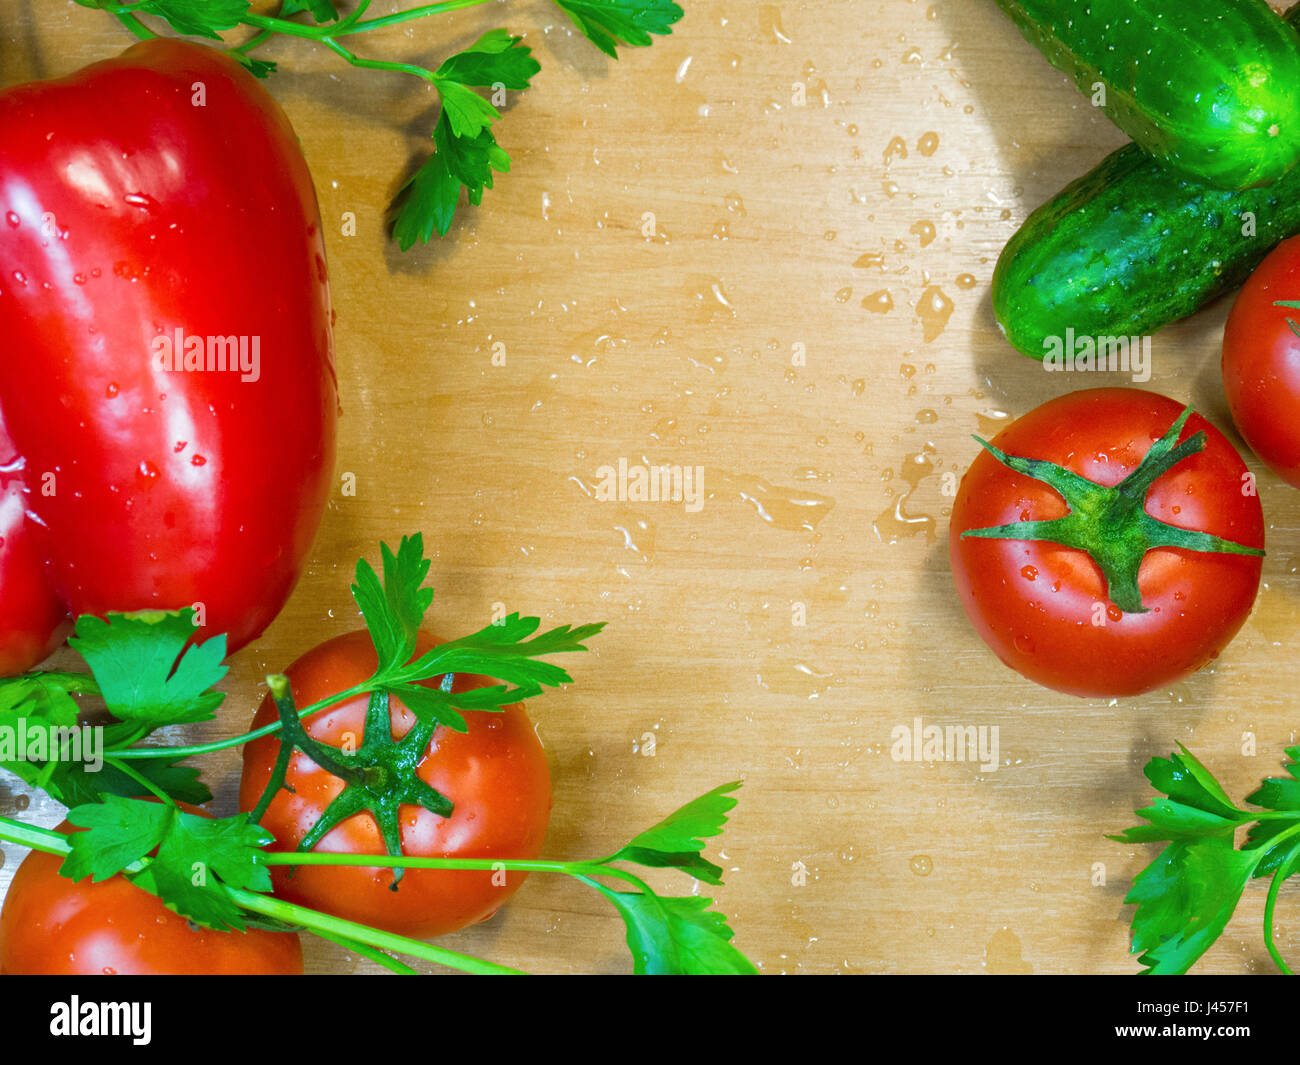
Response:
238,629,553,939
0,532,754,975
949,389,1264,697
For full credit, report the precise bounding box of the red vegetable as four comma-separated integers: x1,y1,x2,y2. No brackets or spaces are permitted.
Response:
0,39,336,668
0,409,66,676
239,630,554,939
949,389,1264,697
0,818,303,976
1223,234,1300,488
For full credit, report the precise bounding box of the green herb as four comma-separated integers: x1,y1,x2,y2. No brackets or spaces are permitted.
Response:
61,797,273,931
4,779,752,974
71,609,227,726
1112,744,1300,974
75,1,683,244
553,0,685,58
0,532,756,975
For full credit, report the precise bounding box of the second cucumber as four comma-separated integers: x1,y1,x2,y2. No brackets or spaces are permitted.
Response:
991,140,1300,360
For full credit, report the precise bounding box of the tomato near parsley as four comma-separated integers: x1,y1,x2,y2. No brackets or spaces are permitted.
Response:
0,821,303,976
238,629,553,939
948,389,1264,698
1223,234,1300,489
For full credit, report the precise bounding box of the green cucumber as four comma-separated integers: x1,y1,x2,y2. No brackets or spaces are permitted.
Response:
995,0,1300,189
991,140,1300,360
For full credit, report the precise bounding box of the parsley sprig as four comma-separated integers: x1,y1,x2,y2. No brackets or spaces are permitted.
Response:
0,782,753,974
1112,744,1300,974
74,0,684,244
0,532,755,974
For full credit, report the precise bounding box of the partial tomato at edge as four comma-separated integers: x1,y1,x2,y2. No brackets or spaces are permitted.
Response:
0,819,303,975
1223,233,1300,488
949,388,1264,697
238,629,554,939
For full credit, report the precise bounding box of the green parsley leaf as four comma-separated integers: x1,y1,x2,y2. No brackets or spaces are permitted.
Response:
1108,798,1240,845
135,0,251,39
70,610,227,727
129,810,274,931
61,795,172,883
233,53,278,79
595,887,757,974
53,748,212,808
0,673,102,799
1145,745,1243,821
1125,838,1262,975
1244,748,1300,811
436,112,511,206
0,672,96,735
1244,745,1300,877
435,30,540,90
281,0,337,21
1116,744,1300,974
384,684,467,733
352,534,434,673
1245,817,1300,879
435,80,502,141
552,0,684,59
0,673,209,806
391,147,462,248
394,612,604,697
609,781,741,885
391,32,538,247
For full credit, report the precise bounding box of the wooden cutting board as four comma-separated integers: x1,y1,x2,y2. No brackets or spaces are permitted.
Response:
0,0,1293,974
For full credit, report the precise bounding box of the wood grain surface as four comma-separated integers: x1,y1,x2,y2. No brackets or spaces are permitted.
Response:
0,0,1295,975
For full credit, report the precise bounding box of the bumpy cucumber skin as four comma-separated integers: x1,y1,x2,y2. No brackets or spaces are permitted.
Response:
996,0,1300,189
992,141,1300,360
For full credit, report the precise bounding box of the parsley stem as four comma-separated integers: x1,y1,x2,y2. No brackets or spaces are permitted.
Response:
339,1,497,36
111,682,374,759
239,1,495,44
260,852,592,876
103,0,495,73
333,0,374,32
223,885,523,975
302,925,420,976
233,29,274,55
112,666,461,762
103,755,174,805
319,37,438,85
0,816,68,855
1262,838,1300,976
260,852,662,900
113,12,157,41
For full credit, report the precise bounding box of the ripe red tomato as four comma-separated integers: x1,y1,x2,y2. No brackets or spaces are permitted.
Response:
238,630,554,939
0,820,303,976
1223,234,1300,488
0,39,335,664
949,389,1264,697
